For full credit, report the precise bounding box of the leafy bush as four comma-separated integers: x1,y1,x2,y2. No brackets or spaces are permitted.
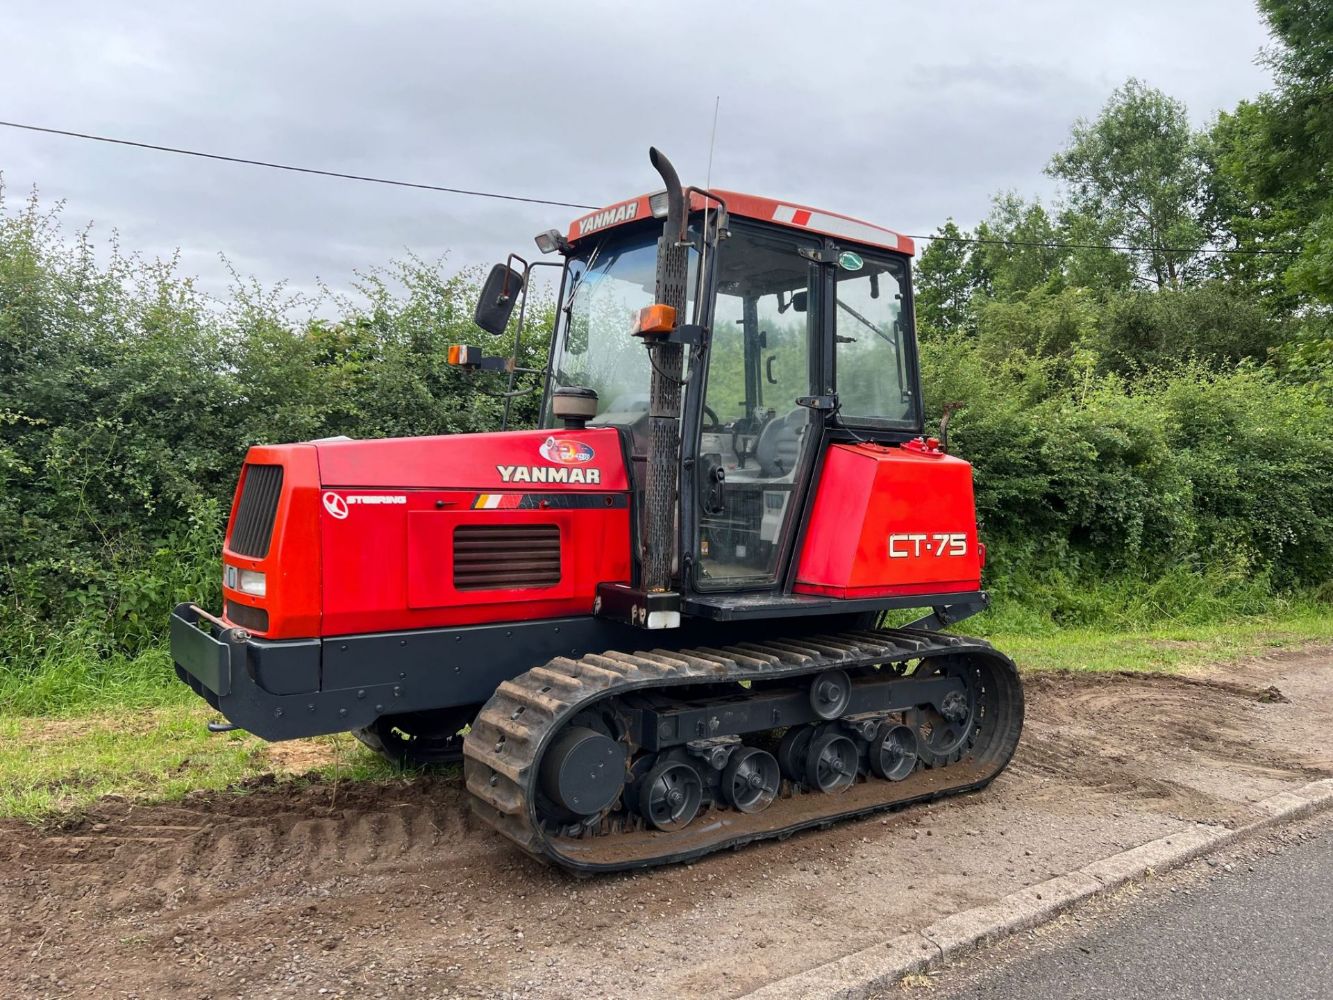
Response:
921,339,1333,596
0,194,549,693
2,187,1331,712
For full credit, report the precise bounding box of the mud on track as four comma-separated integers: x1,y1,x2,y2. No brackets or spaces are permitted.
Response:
4,649,1332,999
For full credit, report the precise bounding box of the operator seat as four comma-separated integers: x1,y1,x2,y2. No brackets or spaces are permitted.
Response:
754,409,808,478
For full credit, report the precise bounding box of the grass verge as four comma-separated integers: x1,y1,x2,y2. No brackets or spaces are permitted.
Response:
982,611,1333,672
1,703,398,822
4,605,1332,823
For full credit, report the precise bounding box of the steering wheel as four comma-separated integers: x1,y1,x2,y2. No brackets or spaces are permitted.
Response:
702,404,722,432
731,412,771,470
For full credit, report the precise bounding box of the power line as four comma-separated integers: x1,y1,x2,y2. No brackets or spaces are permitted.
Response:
0,118,1303,257
913,230,1300,256
0,120,599,210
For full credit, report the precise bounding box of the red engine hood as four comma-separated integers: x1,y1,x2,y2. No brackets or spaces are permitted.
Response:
313,427,629,491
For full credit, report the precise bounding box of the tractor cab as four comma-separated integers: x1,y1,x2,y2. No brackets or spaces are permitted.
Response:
530,184,925,598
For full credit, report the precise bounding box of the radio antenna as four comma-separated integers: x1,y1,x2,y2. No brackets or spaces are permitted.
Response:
705,96,720,189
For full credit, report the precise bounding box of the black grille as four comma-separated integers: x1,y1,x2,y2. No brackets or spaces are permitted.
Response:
229,464,283,557
225,600,269,633
453,524,561,591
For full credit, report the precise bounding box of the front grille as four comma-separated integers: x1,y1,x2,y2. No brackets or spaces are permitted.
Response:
225,600,269,633
453,524,561,591
230,464,283,557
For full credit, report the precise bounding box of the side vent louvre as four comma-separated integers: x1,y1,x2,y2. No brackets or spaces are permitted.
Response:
453,524,561,591
230,464,283,558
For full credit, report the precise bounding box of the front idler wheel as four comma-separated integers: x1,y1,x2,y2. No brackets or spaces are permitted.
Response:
539,726,627,818
805,729,859,794
869,723,919,781
913,659,978,766
721,747,780,814
639,758,704,831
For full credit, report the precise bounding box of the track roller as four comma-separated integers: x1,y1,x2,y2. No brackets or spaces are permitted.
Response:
804,728,858,793
721,747,780,813
777,723,817,782
638,757,704,831
869,723,918,781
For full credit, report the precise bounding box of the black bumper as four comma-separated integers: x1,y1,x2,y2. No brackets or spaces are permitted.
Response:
171,603,337,741
170,603,644,742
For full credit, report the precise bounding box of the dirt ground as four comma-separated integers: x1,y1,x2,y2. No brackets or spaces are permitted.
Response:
4,648,1332,1000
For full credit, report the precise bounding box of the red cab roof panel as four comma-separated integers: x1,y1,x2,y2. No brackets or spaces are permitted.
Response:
566,189,914,256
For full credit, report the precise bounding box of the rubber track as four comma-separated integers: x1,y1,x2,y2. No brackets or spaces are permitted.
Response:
463,627,1023,874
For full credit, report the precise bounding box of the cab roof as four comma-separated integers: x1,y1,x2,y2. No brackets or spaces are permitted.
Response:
565,189,915,257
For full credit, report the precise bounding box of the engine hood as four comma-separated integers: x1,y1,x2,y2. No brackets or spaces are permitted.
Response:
312,427,629,492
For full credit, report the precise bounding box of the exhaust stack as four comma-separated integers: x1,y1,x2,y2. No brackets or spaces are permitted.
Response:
641,148,689,600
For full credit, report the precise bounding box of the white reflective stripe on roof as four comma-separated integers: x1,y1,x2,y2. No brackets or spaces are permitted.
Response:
771,204,903,249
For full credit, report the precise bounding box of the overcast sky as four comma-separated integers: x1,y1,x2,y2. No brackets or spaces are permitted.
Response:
1,1,1275,302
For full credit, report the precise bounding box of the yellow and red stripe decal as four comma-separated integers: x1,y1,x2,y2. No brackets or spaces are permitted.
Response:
472,493,522,510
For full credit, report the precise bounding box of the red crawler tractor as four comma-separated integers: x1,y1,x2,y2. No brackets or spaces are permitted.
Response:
171,149,1024,873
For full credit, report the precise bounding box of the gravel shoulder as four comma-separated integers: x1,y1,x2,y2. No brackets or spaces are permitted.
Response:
4,647,1332,1000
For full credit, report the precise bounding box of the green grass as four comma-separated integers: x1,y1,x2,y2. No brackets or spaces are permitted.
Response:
0,703,398,821
3,591,1332,823
965,575,1333,673
0,640,194,718
981,612,1333,673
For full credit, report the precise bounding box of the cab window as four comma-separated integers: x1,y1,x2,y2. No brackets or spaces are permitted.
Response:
834,256,914,424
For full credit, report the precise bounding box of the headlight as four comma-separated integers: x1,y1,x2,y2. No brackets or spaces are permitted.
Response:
648,189,671,219
238,569,267,596
226,566,267,597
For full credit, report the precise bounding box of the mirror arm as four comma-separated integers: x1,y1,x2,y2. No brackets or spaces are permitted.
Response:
499,257,561,430
502,253,530,300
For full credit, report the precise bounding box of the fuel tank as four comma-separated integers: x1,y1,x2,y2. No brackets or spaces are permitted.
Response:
794,441,983,600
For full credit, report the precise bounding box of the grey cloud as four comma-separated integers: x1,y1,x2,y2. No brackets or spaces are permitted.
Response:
0,0,1274,300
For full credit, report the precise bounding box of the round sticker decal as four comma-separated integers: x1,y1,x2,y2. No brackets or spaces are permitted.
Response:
539,436,595,464
838,251,864,271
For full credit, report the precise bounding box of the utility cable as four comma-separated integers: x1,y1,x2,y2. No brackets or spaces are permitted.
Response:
0,118,1302,256
0,119,599,210
909,230,1299,256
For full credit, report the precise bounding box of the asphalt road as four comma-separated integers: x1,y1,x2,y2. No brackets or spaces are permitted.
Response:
936,823,1333,1000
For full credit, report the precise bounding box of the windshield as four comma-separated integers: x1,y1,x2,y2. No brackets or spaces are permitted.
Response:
545,229,696,426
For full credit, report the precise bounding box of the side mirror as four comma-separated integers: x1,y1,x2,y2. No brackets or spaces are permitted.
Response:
790,290,808,313
474,263,525,335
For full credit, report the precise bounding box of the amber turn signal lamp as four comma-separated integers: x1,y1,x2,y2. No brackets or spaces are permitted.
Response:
633,303,677,335
447,345,480,366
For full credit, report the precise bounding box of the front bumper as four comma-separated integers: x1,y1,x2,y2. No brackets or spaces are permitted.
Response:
171,603,335,740
169,602,637,742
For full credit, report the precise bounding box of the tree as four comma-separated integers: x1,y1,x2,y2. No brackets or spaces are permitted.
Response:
1201,97,1307,309
1047,79,1209,289
1252,0,1333,303
914,220,981,337
974,193,1067,299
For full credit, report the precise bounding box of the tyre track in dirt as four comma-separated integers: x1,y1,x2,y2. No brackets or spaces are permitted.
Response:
4,648,1332,999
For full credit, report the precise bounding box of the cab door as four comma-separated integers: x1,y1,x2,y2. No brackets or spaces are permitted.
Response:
692,225,822,589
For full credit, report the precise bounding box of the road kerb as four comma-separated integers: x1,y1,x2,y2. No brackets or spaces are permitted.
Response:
737,778,1333,1000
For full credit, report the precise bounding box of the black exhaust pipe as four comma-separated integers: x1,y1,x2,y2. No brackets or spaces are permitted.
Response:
649,147,688,244
642,148,689,598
